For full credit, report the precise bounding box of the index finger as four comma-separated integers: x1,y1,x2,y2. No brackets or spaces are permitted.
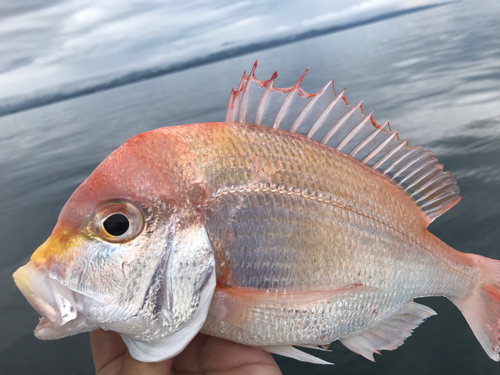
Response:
89,329,127,374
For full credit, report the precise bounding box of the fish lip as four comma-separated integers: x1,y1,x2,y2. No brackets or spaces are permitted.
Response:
13,261,90,339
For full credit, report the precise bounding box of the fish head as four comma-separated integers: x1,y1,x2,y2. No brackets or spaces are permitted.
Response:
13,130,214,344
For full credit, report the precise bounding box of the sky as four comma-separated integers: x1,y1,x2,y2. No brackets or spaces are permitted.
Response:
0,0,446,101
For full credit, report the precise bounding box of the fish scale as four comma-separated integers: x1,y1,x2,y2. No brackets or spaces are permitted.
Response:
185,123,421,231
205,188,468,292
182,122,465,268
202,184,469,347
168,121,477,350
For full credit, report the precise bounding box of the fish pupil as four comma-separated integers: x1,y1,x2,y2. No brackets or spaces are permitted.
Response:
103,214,129,236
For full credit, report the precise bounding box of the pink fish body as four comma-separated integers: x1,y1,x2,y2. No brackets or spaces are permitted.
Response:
13,63,500,365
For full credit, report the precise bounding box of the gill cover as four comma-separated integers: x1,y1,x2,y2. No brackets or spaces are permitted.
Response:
122,216,216,362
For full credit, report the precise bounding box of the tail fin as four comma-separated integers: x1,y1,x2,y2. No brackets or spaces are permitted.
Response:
451,254,500,361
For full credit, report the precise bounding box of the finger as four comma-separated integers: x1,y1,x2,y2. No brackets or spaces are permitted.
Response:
118,352,172,375
173,334,281,375
89,329,127,374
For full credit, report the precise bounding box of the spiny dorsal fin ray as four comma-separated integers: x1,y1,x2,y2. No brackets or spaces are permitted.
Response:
226,62,461,223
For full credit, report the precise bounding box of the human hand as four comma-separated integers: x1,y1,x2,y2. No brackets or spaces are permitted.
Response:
90,329,282,375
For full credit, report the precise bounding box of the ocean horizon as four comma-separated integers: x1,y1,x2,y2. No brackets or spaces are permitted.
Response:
0,2,451,117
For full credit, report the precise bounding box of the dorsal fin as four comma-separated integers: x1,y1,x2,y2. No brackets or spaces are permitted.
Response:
225,62,461,223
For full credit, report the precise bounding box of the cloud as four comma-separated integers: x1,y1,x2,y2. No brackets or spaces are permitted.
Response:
0,0,67,20
0,0,449,101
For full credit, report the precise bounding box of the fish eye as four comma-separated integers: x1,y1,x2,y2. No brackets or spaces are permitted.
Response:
103,214,129,236
93,201,144,243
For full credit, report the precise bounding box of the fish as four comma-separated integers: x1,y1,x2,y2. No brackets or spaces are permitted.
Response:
13,62,500,365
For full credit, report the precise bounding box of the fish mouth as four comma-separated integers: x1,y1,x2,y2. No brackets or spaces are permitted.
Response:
13,261,93,340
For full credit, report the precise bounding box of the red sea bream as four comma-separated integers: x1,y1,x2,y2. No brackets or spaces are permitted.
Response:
13,63,500,365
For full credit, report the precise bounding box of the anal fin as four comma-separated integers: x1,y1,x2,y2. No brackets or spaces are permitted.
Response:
340,300,436,361
261,345,333,365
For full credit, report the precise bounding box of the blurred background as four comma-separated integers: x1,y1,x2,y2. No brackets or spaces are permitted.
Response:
1,0,500,374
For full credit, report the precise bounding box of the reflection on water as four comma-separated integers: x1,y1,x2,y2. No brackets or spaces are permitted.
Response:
1,1,499,374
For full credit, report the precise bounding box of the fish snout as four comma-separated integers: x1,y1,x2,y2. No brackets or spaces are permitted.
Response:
30,226,82,268
13,261,80,339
